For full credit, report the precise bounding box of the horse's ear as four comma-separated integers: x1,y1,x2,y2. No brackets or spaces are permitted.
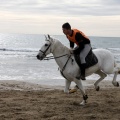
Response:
47,34,54,43
44,35,47,40
48,34,50,39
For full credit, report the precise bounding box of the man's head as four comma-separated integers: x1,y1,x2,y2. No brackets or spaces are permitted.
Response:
62,22,72,35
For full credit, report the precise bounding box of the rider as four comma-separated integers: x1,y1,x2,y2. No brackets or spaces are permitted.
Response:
62,22,91,80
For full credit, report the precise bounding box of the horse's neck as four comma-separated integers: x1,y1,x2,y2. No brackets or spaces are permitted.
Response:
52,40,70,56
52,40,70,69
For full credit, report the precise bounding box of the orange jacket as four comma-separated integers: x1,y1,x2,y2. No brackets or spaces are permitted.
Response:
67,29,89,46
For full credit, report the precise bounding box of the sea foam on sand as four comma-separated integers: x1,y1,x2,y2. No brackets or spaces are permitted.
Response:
0,80,116,91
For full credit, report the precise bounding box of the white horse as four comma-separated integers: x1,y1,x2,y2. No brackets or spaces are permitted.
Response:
37,35,120,105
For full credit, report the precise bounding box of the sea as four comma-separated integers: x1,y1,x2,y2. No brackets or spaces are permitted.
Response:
0,33,120,86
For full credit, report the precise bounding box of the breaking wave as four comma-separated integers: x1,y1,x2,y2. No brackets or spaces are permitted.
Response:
0,48,38,53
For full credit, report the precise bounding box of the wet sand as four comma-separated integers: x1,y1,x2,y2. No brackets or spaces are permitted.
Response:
0,80,120,120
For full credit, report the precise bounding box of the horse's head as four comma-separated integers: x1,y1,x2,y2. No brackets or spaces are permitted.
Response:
36,34,54,60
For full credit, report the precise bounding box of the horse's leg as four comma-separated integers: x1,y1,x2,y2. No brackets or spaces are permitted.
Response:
60,71,71,93
94,70,107,91
74,78,88,105
112,72,119,87
62,71,88,105
64,79,71,93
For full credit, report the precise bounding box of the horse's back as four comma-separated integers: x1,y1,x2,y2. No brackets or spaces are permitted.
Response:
93,49,115,74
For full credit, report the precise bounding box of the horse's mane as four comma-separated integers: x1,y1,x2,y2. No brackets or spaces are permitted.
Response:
52,37,70,54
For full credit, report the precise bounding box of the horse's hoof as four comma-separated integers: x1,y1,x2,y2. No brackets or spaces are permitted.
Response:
116,82,119,87
96,86,100,91
80,100,86,106
112,82,119,87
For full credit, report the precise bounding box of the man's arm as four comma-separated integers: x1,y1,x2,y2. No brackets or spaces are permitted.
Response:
69,40,74,49
66,35,74,48
75,33,85,50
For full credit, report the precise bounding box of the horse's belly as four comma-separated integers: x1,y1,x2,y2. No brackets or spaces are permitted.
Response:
86,63,99,76
93,49,115,74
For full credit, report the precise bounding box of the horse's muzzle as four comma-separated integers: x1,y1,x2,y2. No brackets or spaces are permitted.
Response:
36,55,40,60
36,55,44,60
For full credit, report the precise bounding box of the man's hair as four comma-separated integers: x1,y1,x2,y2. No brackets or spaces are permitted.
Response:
62,22,71,30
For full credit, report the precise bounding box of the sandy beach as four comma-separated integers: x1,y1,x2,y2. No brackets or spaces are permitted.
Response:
0,80,120,120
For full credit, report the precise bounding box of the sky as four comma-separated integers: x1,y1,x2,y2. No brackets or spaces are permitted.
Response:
0,0,120,37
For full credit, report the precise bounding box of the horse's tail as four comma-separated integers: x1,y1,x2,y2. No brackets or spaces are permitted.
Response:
114,62,120,74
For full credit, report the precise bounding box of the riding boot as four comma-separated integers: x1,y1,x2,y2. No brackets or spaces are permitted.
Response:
80,63,86,80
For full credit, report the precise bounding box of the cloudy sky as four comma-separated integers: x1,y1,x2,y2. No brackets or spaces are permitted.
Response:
0,0,120,36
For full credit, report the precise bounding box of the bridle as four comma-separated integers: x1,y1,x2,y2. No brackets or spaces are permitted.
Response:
39,39,74,72
39,39,71,60
39,40,51,57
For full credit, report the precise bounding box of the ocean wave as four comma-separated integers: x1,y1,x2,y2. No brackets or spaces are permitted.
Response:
107,48,120,52
0,48,38,53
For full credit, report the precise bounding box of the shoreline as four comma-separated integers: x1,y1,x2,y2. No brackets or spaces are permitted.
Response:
0,79,118,91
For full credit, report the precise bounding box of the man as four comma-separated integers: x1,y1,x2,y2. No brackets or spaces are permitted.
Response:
62,22,91,80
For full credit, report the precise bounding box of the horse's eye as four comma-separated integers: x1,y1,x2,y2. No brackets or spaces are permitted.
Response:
45,44,48,46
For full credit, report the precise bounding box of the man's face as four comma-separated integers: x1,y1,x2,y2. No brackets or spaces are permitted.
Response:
62,28,69,35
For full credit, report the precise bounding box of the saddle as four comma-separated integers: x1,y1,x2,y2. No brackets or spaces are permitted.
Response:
74,49,98,69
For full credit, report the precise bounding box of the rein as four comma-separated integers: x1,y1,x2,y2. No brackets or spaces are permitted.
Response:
43,54,73,72
43,54,69,60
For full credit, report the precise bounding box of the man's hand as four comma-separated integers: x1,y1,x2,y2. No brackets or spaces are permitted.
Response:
70,47,73,54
